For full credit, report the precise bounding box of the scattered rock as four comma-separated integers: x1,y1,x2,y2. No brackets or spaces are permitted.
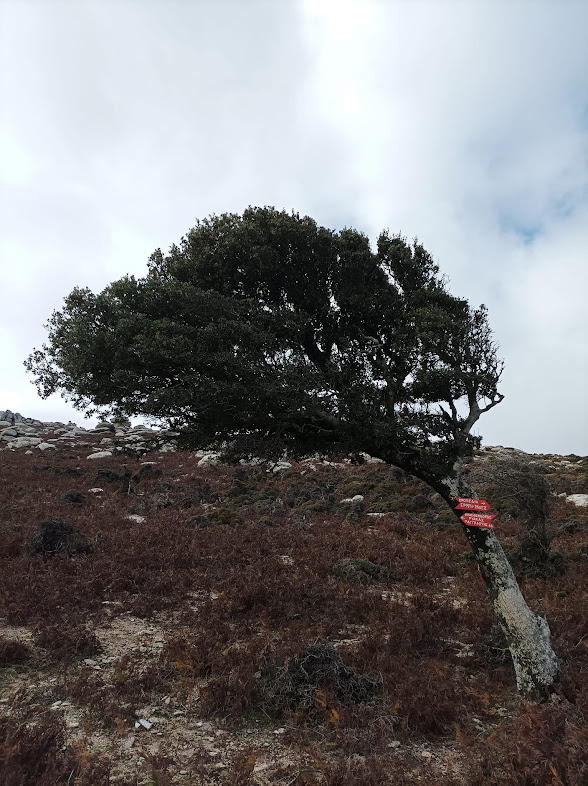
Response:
567,494,588,507
340,494,364,504
87,451,113,460
37,442,57,451
198,452,221,467
8,437,42,449
272,461,292,473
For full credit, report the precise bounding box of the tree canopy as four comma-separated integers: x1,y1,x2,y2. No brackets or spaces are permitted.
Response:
27,207,503,480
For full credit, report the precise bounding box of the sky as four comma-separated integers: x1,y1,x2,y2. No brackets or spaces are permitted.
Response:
1,0,587,455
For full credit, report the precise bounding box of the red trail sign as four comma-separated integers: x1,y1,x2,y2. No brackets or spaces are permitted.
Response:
455,497,490,512
460,512,496,530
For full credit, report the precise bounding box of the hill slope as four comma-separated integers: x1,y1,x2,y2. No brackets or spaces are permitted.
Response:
1,413,587,785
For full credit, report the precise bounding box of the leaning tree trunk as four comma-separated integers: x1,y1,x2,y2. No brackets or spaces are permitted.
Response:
436,469,559,697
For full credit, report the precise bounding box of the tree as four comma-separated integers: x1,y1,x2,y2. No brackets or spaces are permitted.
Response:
26,207,558,695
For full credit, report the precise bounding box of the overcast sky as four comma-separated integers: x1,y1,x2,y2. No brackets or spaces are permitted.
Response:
1,0,587,455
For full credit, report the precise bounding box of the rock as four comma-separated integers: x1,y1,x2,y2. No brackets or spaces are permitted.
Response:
87,451,113,460
567,494,588,507
37,442,56,450
359,452,384,464
93,422,115,433
26,517,94,557
125,515,146,523
8,436,42,449
340,494,364,504
198,452,221,467
0,421,12,428
88,488,104,494
272,461,292,473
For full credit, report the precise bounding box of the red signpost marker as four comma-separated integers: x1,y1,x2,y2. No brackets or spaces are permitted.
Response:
455,497,490,512
460,512,497,530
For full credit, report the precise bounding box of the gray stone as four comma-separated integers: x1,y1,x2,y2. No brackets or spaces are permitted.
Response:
272,461,292,473
37,442,56,450
567,494,588,507
197,452,221,467
93,422,115,433
9,437,42,449
340,494,364,504
87,451,113,460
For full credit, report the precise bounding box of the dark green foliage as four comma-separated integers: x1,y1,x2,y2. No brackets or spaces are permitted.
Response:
59,489,88,506
26,517,93,557
470,455,569,578
26,207,503,484
331,558,391,582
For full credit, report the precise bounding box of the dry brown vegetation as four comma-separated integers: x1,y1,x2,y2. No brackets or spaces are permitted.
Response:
1,436,587,785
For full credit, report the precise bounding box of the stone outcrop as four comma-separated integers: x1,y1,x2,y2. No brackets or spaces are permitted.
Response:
1,410,586,511
0,409,179,459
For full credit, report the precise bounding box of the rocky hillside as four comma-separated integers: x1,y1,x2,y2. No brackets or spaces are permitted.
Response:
1,410,587,786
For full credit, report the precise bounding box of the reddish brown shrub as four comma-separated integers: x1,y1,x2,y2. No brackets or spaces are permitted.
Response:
0,709,110,786
0,637,32,666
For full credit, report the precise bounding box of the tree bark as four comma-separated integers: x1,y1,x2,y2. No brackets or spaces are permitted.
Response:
435,464,559,697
